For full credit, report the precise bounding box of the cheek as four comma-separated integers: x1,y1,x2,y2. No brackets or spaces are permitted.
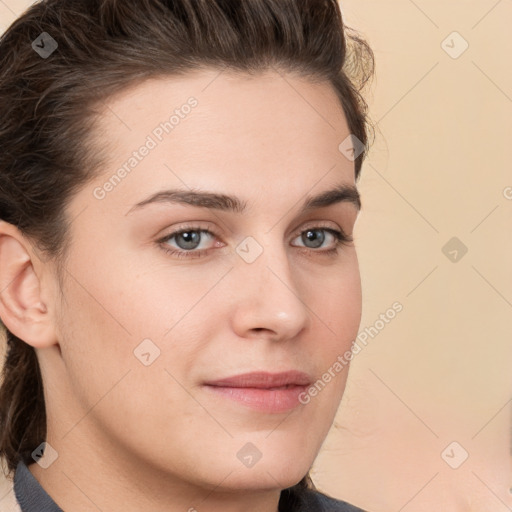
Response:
312,256,362,345
55,267,206,441
56,254,225,407
296,256,362,403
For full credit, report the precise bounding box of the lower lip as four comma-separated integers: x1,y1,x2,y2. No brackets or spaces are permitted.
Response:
203,384,309,413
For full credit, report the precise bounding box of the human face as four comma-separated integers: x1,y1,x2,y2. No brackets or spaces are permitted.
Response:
40,69,362,501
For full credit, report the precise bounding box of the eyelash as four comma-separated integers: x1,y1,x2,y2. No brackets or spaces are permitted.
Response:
156,223,353,260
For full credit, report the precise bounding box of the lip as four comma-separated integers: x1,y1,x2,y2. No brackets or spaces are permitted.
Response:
203,370,313,388
203,370,313,413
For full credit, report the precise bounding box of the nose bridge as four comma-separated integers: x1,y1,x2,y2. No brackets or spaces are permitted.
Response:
230,233,309,339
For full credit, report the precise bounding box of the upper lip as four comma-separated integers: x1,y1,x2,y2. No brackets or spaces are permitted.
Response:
204,370,313,389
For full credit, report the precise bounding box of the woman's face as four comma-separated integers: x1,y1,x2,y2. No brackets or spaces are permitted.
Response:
41,69,362,492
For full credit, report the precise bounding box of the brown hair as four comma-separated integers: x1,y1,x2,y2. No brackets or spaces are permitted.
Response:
0,0,374,504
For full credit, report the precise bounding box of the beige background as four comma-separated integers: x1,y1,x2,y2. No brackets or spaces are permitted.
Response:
1,1,511,511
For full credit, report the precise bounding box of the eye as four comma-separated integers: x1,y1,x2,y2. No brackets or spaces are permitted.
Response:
157,224,353,259
158,226,218,259
291,227,353,255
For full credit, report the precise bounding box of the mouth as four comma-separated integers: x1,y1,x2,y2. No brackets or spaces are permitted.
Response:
202,370,312,413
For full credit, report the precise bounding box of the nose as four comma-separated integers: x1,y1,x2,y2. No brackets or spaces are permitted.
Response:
229,240,310,342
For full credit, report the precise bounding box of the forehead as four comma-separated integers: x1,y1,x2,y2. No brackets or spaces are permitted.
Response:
81,69,355,217
96,68,350,156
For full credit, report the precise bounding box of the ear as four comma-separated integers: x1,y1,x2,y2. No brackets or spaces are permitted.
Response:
0,220,58,349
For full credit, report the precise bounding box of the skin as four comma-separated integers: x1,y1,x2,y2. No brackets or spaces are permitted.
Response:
0,68,362,512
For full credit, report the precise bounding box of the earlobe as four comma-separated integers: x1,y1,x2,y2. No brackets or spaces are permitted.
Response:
0,221,57,349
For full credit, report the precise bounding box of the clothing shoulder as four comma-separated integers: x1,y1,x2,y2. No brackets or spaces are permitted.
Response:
303,489,367,511
282,487,368,512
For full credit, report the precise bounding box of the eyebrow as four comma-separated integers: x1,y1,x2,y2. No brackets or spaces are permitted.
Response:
125,183,361,216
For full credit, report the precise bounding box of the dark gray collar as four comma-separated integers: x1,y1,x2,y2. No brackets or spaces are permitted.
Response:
13,460,63,512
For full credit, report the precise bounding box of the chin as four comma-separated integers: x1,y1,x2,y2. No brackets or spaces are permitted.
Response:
215,456,312,492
